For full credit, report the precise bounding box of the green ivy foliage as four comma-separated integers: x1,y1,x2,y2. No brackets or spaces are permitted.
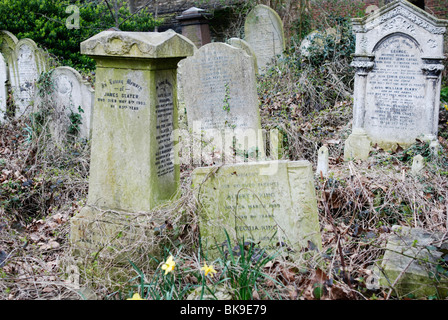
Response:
0,0,161,73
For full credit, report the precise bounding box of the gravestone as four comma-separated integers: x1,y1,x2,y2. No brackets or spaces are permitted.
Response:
8,38,48,117
344,0,448,160
0,31,18,60
411,154,425,175
70,30,195,255
316,146,329,178
178,42,263,163
0,53,7,122
244,4,285,73
379,225,448,298
192,160,322,261
36,66,94,144
227,37,258,74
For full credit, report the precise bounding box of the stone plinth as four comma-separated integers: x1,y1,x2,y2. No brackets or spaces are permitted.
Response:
70,30,195,255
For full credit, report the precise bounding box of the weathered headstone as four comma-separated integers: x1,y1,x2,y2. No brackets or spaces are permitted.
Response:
0,53,7,122
178,42,263,163
9,38,48,117
316,146,329,178
244,4,285,73
379,225,448,298
227,37,258,73
36,66,94,144
345,0,448,160
411,154,425,175
0,30,18,60
70,30,195,255
192,160,322,261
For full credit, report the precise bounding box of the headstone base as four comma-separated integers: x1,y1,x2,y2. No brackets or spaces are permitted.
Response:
70,206,164,263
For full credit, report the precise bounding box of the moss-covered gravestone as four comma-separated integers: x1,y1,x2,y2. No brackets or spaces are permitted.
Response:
0,53,7,122
244,5,285,74
192,160,322,261
70,30,195,257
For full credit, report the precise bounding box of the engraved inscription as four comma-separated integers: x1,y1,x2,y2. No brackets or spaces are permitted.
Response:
97,77,145,111
365,35,425,137
155,79,174,178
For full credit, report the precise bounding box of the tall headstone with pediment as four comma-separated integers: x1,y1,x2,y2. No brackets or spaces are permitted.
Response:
244,4,285,74
70,30,195,255
9,38,48,117
344,0,448,160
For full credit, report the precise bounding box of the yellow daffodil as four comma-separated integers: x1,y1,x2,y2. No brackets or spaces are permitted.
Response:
201,262,217,277
161,255,176,275
127,293,144,300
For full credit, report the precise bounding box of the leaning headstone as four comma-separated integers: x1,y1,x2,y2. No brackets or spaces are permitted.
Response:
192,160,322,261
344,0,448,160
0,30,18,60
227,37,258,73
379,225,448,298
70,30,195,256
316,146,329,178
179,42,263,163
8,38,48,117
244,4,285,73
0,53,7,122
35,66,94,144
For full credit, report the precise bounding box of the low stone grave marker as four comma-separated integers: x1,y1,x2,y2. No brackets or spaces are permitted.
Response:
344,0,448,160
316,145,329,178
70,30,195,257
378,225,448,298
192,160,322,261
244,4,285,74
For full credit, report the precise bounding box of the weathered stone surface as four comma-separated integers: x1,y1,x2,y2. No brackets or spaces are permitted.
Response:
345,0,448,159
0,53,7,122
71,30,195,255
227,37,258,73
244,4,285,73
35,66,94,144
379,225,448,298
316,145,329,177
411,154,425,175
178,42,263,162
8,38,48,117
0,30,18,60
192,160,322,261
